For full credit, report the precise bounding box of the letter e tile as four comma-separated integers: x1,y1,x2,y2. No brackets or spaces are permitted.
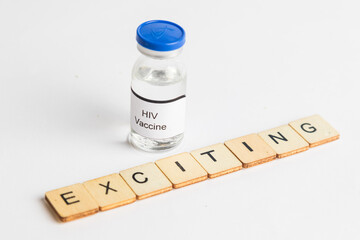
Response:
83,174,136,211
225,134,277,168
155,153,208,188
190,143,242,178
289,114,340,147
120,163,172,200
258,125,309,158
45,183,99,222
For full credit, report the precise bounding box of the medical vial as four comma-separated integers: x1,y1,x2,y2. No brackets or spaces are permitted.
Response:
129,20,187,152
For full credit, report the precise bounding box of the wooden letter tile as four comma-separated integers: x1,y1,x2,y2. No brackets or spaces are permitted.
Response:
45,183,99,222
83,174,136,211
225,134,277,168
190,143,242,178
289,114,340,147
120,163,172,200
258,125,309,158
155,153,208,188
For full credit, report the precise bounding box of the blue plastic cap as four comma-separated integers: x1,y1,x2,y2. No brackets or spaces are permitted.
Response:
136,20,186,52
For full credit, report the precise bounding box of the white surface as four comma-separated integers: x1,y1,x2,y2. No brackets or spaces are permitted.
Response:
0,0,359,239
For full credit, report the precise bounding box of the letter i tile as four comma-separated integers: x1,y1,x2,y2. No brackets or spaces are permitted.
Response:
45,183,99,222
289,114,339,147
258,125,309,158
225,134,277,168
155,153,208,188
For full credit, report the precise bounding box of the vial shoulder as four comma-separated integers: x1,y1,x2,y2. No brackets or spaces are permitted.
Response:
132,55,186,87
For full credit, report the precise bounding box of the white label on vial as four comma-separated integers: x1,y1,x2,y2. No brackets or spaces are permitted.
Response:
131,89,186,139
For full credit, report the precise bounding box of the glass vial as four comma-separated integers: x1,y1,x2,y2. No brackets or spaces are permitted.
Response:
129,20,187,152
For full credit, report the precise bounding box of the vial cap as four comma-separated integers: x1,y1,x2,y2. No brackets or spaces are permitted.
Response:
136,20,186,52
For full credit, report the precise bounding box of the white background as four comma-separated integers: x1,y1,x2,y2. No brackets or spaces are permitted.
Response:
0,0,359,239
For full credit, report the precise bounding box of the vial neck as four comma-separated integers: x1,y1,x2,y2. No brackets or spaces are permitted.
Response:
137,44,182,59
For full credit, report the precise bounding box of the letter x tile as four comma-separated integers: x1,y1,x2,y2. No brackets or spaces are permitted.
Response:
45,183,99,222
289,114,340,147
258,125,309,158
155,153,208,188
120,163,172,200
83,174,136,211
190,143,242,178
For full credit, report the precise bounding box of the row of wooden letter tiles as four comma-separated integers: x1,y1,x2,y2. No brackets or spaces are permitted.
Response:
45,115,339,222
